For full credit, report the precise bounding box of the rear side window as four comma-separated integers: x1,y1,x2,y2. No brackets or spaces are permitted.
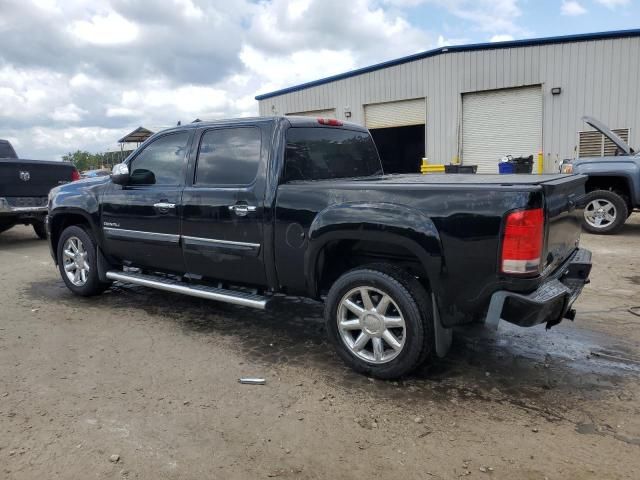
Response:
195,127,261,185
284,128,382,182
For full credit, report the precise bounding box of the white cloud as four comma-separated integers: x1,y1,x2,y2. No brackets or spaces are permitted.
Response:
105,107,139,118
424,0,524,36
246,0,430,62
68,11,139,45
595,0,630,7
287,0,313,19
437,34,469,47
561,1,587,15
69,73,102,90
4,126,127,159
490,34,514,42
50,104,88,122
174,0,205,19
241,45,355,103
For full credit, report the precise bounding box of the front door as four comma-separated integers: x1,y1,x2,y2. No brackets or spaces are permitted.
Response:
101,130,192,273
181,125,267,286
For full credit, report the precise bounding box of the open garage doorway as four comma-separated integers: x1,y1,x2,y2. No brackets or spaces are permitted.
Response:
365,98,426,174
370,125,425,174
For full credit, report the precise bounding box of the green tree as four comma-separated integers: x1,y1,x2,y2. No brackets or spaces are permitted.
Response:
62,150,105,172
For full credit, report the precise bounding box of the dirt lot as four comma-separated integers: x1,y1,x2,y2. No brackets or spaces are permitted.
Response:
1,220,640,480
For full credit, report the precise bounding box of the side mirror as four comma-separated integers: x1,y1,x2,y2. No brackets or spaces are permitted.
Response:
111,163,130,185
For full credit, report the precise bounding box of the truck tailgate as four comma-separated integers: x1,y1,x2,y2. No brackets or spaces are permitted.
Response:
541,175,587,275
0,159,75,198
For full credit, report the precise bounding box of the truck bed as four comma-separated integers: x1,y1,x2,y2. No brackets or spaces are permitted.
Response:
307,173,574,186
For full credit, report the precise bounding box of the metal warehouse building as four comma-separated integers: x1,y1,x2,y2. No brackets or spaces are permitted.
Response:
256,29,640,174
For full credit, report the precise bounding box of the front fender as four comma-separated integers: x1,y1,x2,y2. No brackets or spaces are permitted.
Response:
48,178,108,251
305,202,443,295
574,159,640,204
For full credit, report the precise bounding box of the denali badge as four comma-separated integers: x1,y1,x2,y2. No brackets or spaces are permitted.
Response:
19,171,30,181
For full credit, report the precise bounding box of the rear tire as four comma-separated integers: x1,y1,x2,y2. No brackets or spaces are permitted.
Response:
57,225,111,296
582,190,628,234
32,220,47,239
325,264,434,379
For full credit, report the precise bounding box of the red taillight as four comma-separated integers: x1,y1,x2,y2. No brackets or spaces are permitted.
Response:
500,208,544,275
317,118,343,126
71,169,81,181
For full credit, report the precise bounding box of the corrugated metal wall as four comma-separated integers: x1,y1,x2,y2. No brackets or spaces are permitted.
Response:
258,37,640,172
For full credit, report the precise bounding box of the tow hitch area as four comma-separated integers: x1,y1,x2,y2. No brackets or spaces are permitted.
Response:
486,248,592,329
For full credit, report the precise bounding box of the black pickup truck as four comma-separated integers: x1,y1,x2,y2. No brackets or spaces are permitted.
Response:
47,117,592,378
1,139,79,238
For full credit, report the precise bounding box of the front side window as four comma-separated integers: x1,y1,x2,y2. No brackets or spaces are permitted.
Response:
129,131,190,185
195,127,261,186
284,128,382,182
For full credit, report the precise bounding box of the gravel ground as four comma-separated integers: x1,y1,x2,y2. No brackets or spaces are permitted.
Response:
1,219,640,480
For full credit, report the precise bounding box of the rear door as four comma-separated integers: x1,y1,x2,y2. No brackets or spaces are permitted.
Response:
180,124,268,286
101,130,192,273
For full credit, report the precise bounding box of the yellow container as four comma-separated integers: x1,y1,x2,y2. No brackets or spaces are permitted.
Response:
420,158,445,174
421,165,445,174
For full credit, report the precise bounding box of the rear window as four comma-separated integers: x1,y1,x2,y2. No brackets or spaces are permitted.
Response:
0,141,17,159
284,128,382,182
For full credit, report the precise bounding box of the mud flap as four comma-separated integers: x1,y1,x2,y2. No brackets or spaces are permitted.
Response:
96,247,112,283
432,293,452,358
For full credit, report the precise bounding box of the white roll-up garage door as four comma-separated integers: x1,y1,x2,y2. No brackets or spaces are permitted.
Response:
365,98,426,129
462,86,542,174
286,109,336,118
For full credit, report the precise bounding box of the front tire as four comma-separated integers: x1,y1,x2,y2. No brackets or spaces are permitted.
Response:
582,190,628,234
57,225,111,296
325,264,434,379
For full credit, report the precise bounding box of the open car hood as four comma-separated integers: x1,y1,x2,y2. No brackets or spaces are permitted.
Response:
582,115,632,155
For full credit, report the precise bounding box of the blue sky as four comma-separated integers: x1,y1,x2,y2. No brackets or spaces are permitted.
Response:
398,0,638,46
0,0,637,159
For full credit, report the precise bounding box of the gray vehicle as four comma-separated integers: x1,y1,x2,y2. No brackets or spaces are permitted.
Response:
561,117,639,234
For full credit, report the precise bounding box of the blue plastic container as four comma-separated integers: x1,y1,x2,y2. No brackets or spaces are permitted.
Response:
498,162,515,174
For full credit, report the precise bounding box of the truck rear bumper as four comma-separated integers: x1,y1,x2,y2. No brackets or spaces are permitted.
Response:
485,248,592,329
0,197,48,216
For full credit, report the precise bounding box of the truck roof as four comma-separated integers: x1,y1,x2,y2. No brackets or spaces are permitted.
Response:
149,116,368,137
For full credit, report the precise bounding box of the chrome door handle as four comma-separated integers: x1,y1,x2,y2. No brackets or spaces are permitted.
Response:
228,204,257,217
153,202,176,210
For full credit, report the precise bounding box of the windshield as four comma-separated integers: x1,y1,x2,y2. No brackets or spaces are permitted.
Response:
284,127,383,182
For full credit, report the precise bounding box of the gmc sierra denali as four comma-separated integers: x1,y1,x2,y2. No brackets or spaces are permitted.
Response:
47,117,592,378
1,139,79,238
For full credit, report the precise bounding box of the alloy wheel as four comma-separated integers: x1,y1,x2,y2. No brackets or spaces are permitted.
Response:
584,199,616,229
337,286,406,364
62,236,90,286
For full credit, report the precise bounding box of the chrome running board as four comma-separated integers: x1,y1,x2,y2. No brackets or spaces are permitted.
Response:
105,270,269,310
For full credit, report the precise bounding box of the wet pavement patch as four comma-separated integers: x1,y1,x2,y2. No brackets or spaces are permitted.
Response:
575,422,640,446
25,279,640,415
